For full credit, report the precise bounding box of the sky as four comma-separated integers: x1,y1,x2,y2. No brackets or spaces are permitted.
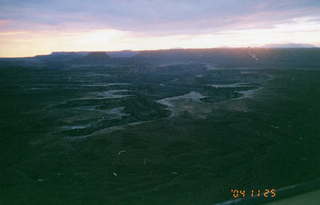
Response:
0,0,320,57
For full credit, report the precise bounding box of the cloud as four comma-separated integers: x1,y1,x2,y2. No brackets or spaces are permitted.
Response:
0,0,320,34
1,0,320,57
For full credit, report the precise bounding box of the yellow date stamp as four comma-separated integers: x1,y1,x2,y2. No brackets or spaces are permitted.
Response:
230,189,276,199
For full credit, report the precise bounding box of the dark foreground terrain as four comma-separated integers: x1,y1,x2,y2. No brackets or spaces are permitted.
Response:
1,48,320,205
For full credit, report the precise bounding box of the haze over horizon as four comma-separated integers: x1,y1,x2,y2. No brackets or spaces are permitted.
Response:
1,0,320,57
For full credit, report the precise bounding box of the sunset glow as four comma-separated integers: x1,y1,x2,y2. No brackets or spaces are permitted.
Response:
0,0,320,57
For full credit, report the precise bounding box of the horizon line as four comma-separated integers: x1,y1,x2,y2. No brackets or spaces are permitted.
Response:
1,46,319,59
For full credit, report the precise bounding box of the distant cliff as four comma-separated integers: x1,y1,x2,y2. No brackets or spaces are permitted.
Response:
133,48,320,69
73,52,111,65
1,48,320,70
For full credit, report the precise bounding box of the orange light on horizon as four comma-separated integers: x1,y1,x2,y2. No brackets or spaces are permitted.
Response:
0,18,319,57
